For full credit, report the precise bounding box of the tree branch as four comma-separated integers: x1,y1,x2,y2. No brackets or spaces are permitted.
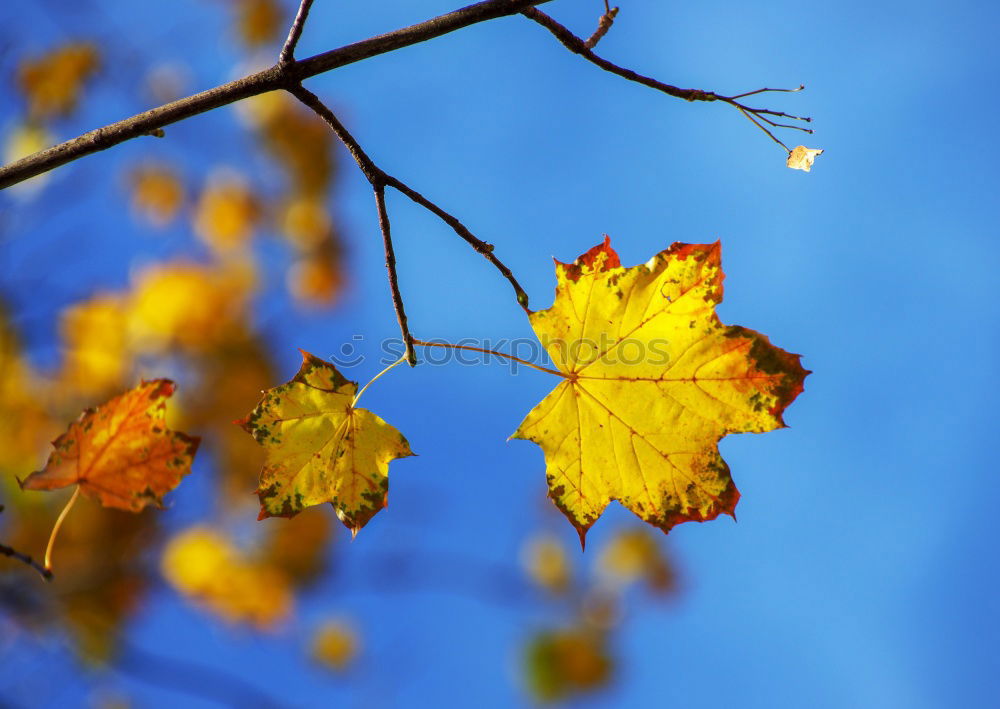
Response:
383,177,531,312
584,3,618,49
0,542,53,581
0,505,53,581
0,0,556,189
279,0,315,65
288,84,531,317
374,184,417,366
521,7,812,151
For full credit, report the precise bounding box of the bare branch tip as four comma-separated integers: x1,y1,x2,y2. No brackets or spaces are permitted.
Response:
279,0,317,65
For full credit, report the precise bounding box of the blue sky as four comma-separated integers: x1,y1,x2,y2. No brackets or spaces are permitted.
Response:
2,0,999,706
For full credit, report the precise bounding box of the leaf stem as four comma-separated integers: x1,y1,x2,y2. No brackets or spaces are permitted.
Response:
411,339,566,377
44,485,81,573
353,354,409,408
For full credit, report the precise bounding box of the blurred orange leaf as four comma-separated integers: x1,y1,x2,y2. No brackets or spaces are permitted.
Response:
597,527,677,595
235,0,284,49
521,534,571,594
310,619,359,671
524,627,613,702
192,174,260,254
287,252,344,307
130,164,184,227
19,379,199,512
17,42,99,120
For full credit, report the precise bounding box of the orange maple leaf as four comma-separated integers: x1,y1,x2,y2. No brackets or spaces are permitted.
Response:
19,379,199,511
513,238,808,542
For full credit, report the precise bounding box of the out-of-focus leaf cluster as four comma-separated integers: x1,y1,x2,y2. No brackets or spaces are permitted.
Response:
519,526,680,703
0,4,345,669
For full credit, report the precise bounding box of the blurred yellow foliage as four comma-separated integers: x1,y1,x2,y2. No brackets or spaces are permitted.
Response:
181,338,273,504
4,494,152,662
3,123,52,195
597,528,676,595
0,313,57,478
256,96,335,197
161,526,292,628
127,261,254,351
3,122,50,162
236,90,286,127
263,506,332,585
236,0,284,48
281,197,331,250
130,164,184,227
58,294,130,396
287,253,343,307
521,534,571,594
193,175,260,254
310,619,359,671
524,628,612,703
17,42,99,120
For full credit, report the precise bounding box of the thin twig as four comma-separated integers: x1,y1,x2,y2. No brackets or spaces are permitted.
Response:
374,184,417,365
584,5,619,49
384,177,531,312
521,8,812,151
288,84,531,313
279,0,315,65
728,85,804,100
286,85,380,181
0,0,556,189
0,542,53,581
737,107,790,151
522,7,716,101
288,84,415,356
1,502,52,580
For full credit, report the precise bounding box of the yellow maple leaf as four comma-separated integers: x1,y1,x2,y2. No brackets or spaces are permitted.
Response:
513,238,808,542
238,351,413,533
786,145,824,172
